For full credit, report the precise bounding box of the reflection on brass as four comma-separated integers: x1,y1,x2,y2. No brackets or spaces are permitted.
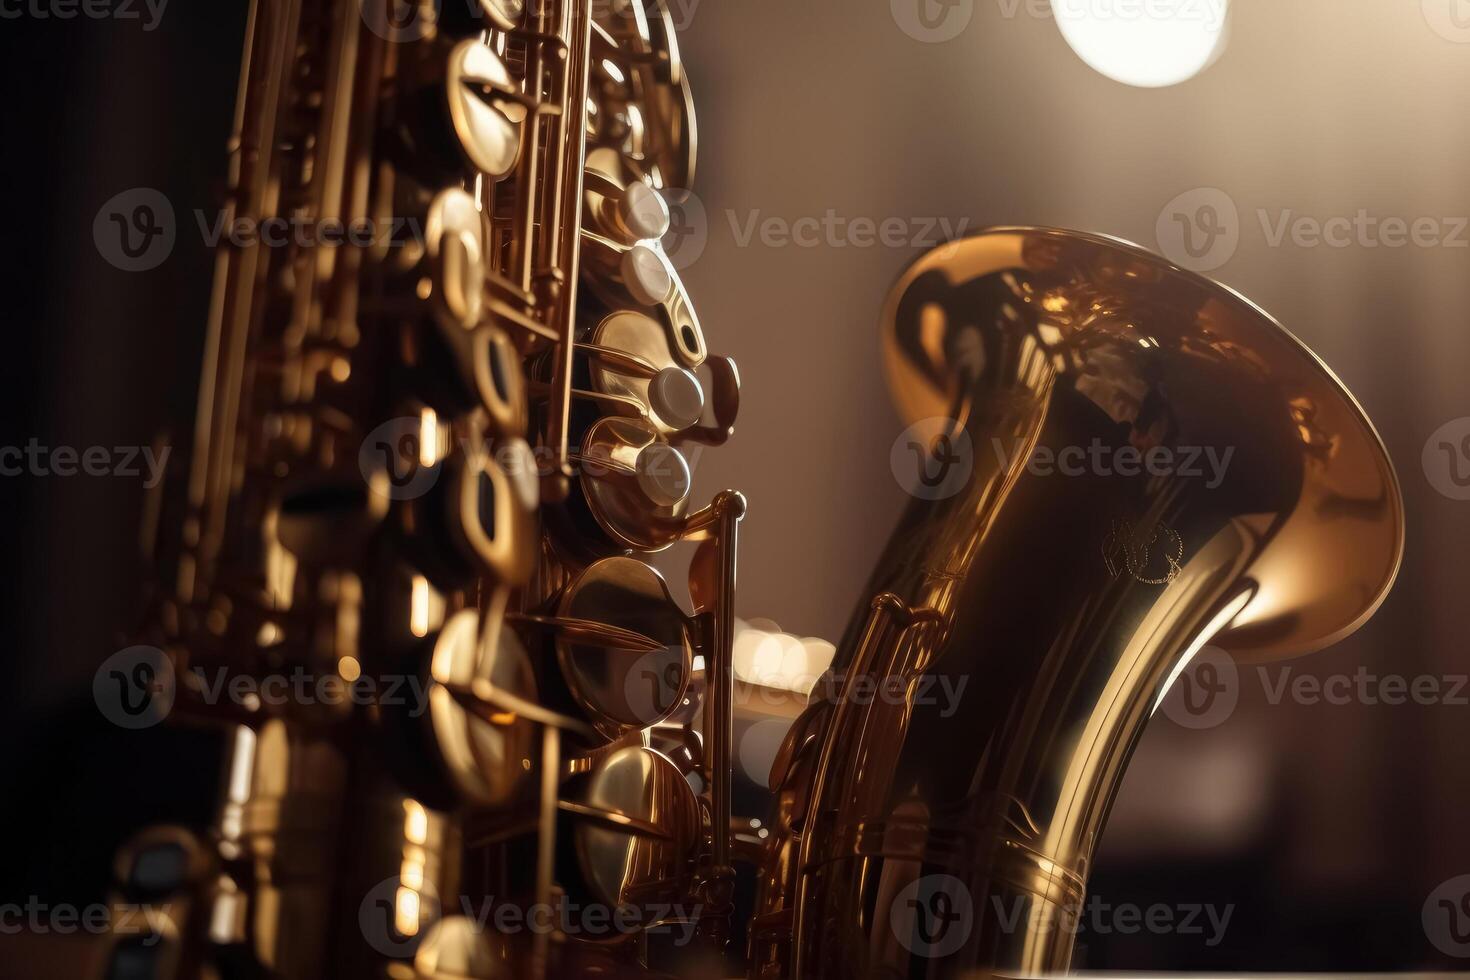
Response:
479,0,525,32
589,311,706,434
415,916,508,980
427,187,487,329
569,746,701,924
1104,518,1184,584
761,228,1403,979
446,40,522,180
578,415,695,552
106,1,1403,979
426,610,539,808
113,0,743,976
556,557,694,738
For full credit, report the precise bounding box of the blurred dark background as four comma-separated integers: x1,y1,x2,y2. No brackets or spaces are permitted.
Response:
3,0,1470,972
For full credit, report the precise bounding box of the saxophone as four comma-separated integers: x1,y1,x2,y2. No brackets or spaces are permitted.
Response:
101,2,1404,978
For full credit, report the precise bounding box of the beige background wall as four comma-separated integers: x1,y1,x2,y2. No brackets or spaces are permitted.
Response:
675,0,1470,911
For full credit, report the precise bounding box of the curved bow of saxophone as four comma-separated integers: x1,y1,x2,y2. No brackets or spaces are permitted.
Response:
754,228,1403,978
100,3,1403,979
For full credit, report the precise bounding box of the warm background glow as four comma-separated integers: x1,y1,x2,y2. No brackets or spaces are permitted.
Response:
1051,0,1231,87
4,0,1469,972
672,0,1470,968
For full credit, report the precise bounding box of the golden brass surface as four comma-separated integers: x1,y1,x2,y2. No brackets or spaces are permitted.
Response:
570,745,701,923
877,228,1402,661
426,609,539,808
102,1,1405,978
761,228,1403,979
445,40,522,180
112,0,746,976
556,557,693,737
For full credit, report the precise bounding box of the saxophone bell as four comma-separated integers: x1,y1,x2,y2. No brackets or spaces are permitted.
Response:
760,227,1404,978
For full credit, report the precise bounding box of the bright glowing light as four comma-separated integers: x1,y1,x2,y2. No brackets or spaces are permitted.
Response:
410,575,431,638
1151,590,1253,716
395,887,421,936
1051,0,1229,88
403,798,429,846
732,619,838,695
750,635,786,685
225,725,257,808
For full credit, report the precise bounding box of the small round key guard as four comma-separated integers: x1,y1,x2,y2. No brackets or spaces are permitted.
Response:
681,354,740,447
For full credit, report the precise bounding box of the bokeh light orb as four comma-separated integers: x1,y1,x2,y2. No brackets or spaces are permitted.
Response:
1051,0,1230,88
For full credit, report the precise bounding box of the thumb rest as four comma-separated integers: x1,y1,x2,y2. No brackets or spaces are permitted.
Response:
103,1,1404,979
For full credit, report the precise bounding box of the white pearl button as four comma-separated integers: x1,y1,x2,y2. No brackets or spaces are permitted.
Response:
634,443,690,508
648,367,705,430
620,245,672,307
618,182,671,241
